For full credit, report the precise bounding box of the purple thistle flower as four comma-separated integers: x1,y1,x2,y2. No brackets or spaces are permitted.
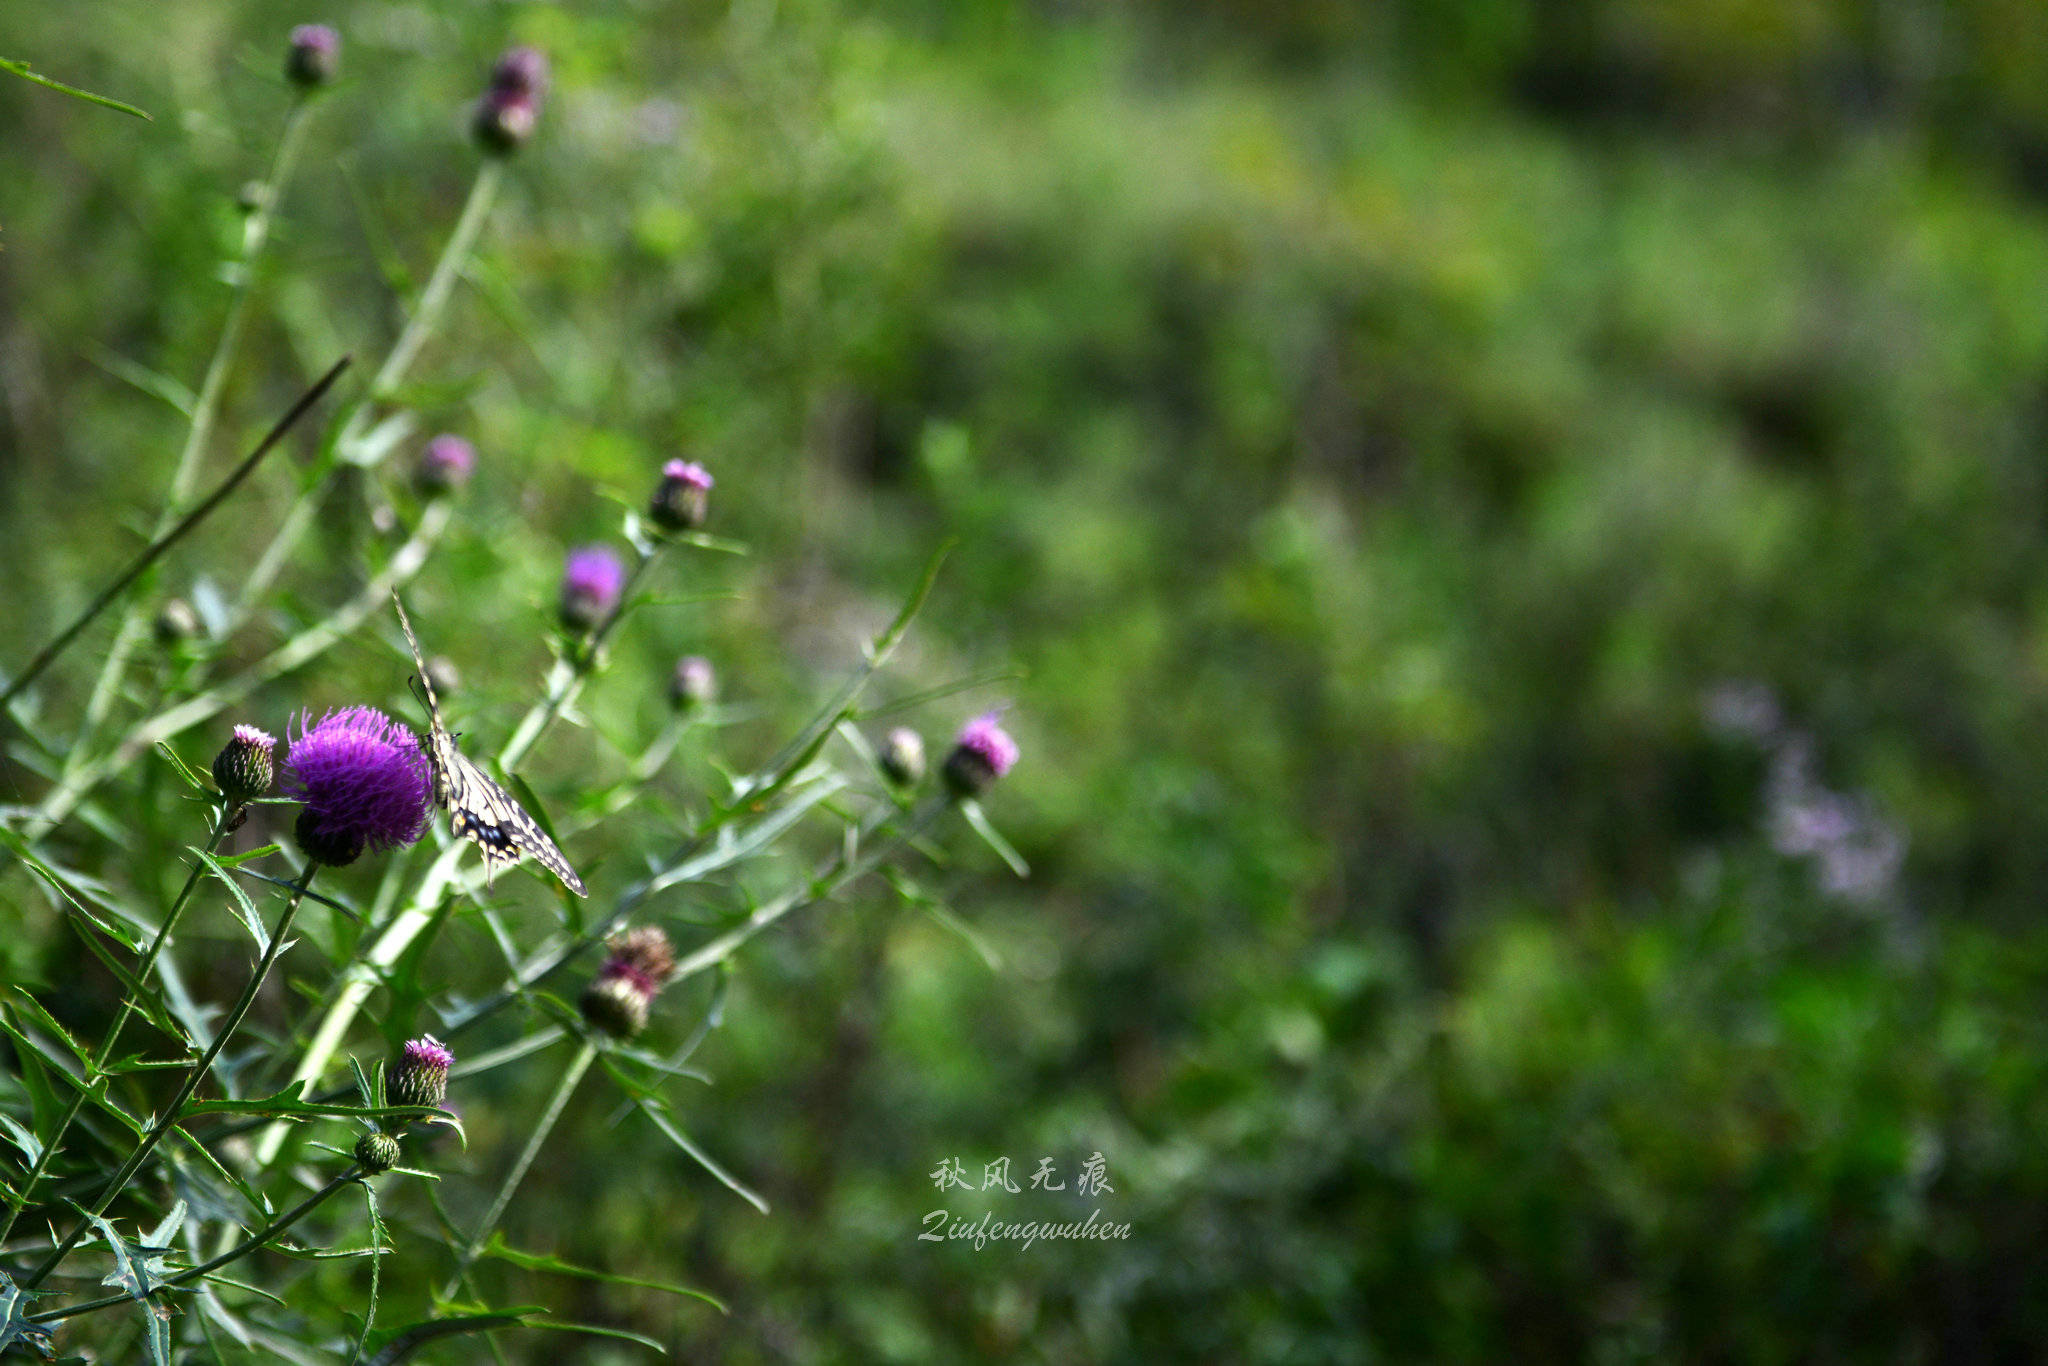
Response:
473,47,549,155
286,24,340,88
579,927,677,1040
943,711,1019,799
282,707,430,865
389,1035,455,1109
213,724,278,806
560,545,626,633
648,459,714,533
415,434,476,496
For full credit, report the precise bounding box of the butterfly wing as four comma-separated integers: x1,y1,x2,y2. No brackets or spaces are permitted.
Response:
440,749,588,897
391,592,588,897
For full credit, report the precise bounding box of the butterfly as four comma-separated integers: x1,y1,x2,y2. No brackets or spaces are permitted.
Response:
391,592,587,896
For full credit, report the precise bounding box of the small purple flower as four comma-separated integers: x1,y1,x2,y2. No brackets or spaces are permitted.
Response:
472,46,549,155
648,459,714,533
668,655,716,711
389,1035,454,1109
213,724,278,806
579,927,677,1039
415,434,476,496
286,24,340,88
282,707,430,865
560,545,626,633
943,711,1019,799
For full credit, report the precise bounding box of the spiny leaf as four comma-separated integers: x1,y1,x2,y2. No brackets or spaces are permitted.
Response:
362,1309,540,1366
195,850,271,955
0,57,150,119
0,1112,44,1166
477,1235,725,1310
959,799,1030,878
628,1093,768,1214
0,1269,54,1359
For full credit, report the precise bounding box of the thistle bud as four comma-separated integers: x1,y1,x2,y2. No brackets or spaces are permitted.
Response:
472,47,548,155
354,1131,401,1173
390,1036,454,1109
878,727,925,788
560,545,625,634
579,927,677,1040
212,724,278,805
648,459,713,533
414,434,476,497
154,597,201,646
668,655,716,712
286,24,341,89
943,712,1018,800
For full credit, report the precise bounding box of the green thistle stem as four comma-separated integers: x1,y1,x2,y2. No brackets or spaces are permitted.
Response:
232,160,504,629
25,860,320,1289
35,95,320,743
26,497,450,836
440,1037,597,1300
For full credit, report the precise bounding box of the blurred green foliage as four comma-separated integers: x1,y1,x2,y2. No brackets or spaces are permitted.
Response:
10,0,2048,1358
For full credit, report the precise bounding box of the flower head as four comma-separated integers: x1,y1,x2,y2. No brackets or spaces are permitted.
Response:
473,46,549,155
668,655,716,711
389,1035,454,1109
154,597,200,646
282,707,430,865
560,545,626,634
648,459,713,533
213,724,278,806
354,1130,401,1173
286,24,340,88
414,434,476,497
579,926,677,1040
879,726,926,788
943,711,1019,799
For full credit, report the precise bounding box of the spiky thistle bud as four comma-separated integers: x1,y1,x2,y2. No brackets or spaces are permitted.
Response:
648,459,713,534
286,25,341,88
879,727,926,788
414,434,476,497
354,1131,401,1173
472,46,548,155
212,724,278,806
154,597,200,646
579,927,677,1040
390,1036,454,1109
943,711,1019,800
668,655,716,712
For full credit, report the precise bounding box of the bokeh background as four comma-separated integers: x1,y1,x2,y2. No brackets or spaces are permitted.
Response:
10,0,2048,1359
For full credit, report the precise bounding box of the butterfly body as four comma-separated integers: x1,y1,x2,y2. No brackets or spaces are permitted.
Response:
392,593,587,896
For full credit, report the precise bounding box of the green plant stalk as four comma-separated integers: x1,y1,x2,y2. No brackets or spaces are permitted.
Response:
497,538,667,769
232,160,504,628
439,1038,597,1301
27,497,452,835
24,861,320,1288
71,99,318,745
28,1163,364,1325
669,796,949,988
0,357,350,716
69,96,322,749
0,805,240,1248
